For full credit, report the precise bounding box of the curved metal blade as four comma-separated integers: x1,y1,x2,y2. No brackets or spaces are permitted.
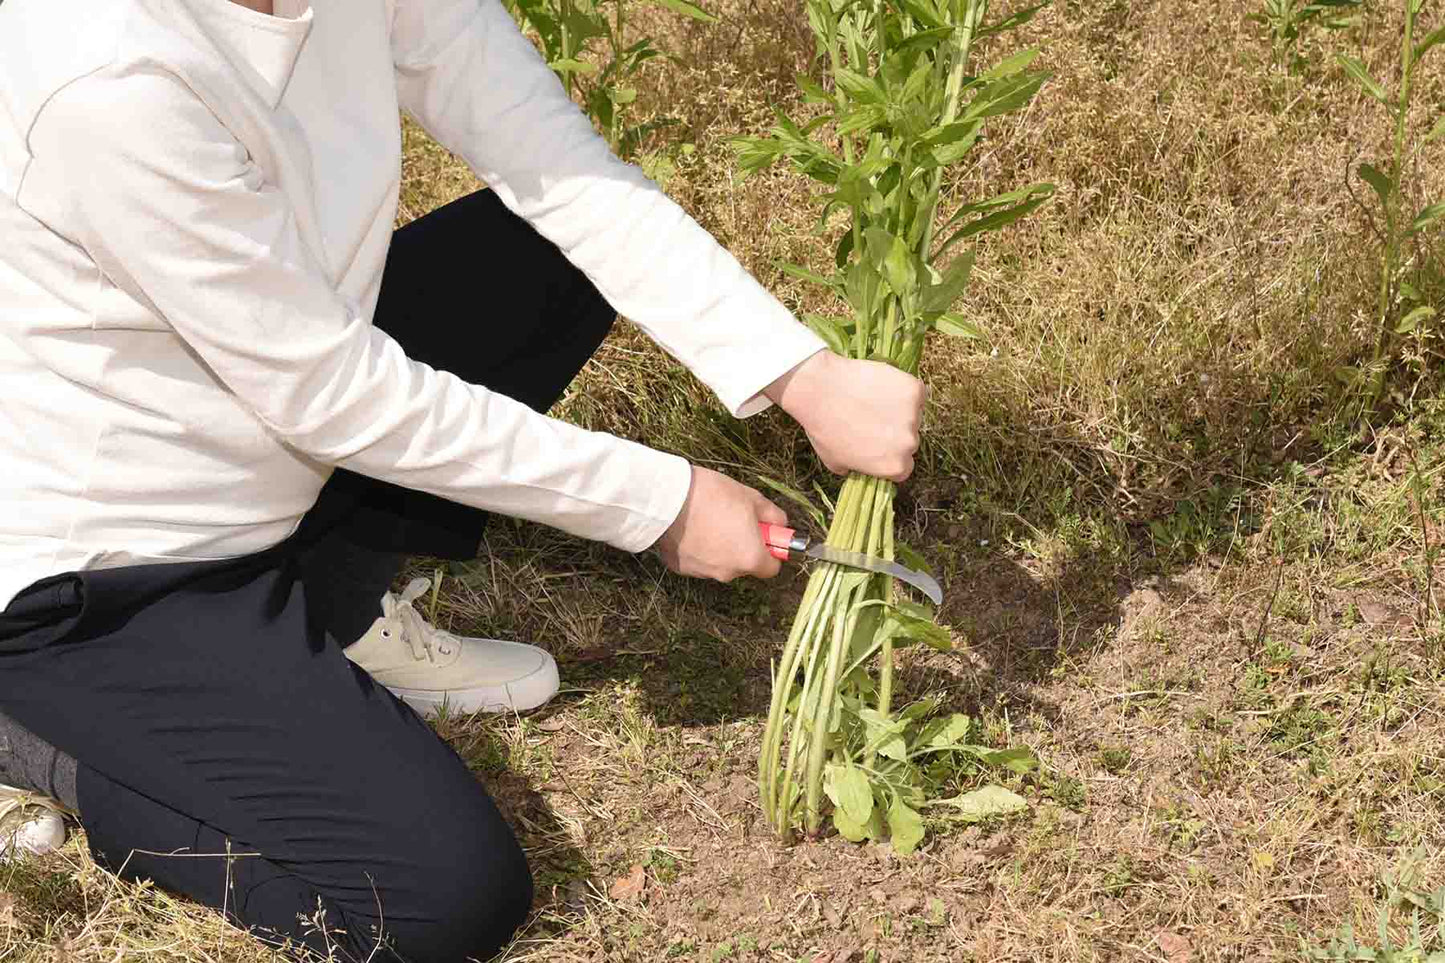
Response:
802,545,943,606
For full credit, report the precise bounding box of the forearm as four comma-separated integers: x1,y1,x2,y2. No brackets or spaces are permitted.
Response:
390,0,826,417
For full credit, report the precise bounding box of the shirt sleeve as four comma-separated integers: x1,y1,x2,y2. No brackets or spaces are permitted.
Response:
21,68,692,553
389,0,827,419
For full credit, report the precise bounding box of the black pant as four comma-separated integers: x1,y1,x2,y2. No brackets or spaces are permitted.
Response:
0,190,616,962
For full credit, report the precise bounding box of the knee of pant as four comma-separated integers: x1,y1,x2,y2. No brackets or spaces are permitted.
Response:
388,814,534,963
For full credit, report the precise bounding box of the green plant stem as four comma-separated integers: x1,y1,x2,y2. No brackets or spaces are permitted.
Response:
762,466,872,833
801,474,879,831
822,13,861,261
1372,0,1418,387
919,0,985,261
760,558,840,826
877,496,897,714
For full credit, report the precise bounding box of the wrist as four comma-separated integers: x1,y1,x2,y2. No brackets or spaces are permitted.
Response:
763,348,834,428
652,463,697,551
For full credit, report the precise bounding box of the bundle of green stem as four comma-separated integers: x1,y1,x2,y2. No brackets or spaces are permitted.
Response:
735,0,1054,849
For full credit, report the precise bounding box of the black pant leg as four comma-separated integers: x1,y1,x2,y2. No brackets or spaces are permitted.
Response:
298,188,616,644
0,560,532,963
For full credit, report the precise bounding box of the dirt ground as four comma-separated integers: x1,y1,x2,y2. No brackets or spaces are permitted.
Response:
4,0,1445,960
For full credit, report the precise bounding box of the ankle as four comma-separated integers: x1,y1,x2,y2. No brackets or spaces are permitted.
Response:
0,712,79,813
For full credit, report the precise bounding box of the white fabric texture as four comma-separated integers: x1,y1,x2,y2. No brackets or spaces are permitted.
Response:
0,0,826,610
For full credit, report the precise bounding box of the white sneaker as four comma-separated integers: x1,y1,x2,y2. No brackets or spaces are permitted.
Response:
0,785,66,862
343,578,560,715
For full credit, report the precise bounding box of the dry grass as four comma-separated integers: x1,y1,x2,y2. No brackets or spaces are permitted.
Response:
6,0,1445,960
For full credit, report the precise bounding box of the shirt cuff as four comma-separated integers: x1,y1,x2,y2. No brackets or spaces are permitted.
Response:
608,447,693,553
718,330,830,419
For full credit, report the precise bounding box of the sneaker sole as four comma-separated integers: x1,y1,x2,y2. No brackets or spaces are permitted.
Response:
388,654,560,715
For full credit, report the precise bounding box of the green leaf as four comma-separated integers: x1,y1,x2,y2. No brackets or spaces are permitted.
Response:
1408,202,1445,235
876,733,909,761
942,183,1056,230
549,57,599,76
556,2,608,52
646,0,718,22
922,250,976,313
836,104,889,137
917,121,983,169
864,228,917,296
824,763,875,825
802,313,852,357
833,805,871,842
835,68,887,106
845,260,884,325
961,72,1051,122
588,87,614,130
753,474,826,530
856,708,911,761
977,2,1051,39
1358,163,1394,208
980,49,1042,81
975,747,1040,775
895,543,935,579
1397,306,1437,334
899,696,942,723
796,72,832,105
883,601,953,651
888,798,926,855
925,713,972,749
730,135,785,174
933,314,982,338
917,120,982,151
1337,54,1391,105
936,188,1054,256
897,0,947,30
1424,115,1445,146
893,26,957,59
777,261,839,290
930,785,1028,821
1414,25,1445,64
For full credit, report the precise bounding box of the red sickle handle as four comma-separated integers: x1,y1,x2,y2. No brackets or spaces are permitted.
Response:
759,523,806,561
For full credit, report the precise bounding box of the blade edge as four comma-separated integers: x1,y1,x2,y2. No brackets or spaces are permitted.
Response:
803,546,943,606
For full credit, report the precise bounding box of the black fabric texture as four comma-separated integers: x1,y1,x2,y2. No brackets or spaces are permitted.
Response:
0,188,616,963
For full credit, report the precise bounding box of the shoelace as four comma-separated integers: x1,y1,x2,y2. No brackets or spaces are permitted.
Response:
379,578,457,663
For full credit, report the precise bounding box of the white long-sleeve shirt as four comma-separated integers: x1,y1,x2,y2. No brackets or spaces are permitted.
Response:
0,0,825,610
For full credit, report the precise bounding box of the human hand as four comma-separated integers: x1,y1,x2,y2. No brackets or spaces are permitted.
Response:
765,350,925,482
654,466,789,582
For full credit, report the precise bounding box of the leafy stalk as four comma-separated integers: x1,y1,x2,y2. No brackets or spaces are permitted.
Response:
506,0,716,160
1372,1,1416,373
1335,1,1443,403
738,0,1053,850
920,2,984,259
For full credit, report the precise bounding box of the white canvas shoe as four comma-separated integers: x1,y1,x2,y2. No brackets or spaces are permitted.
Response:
0,785,66,862
343,578,560,715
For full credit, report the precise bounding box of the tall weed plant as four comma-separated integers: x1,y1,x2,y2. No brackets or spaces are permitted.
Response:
1249,0,1362,72
1336,0,1445,404
506,0,715,159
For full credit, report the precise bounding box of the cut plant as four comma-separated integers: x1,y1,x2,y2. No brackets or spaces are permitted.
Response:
734,0,1054,850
